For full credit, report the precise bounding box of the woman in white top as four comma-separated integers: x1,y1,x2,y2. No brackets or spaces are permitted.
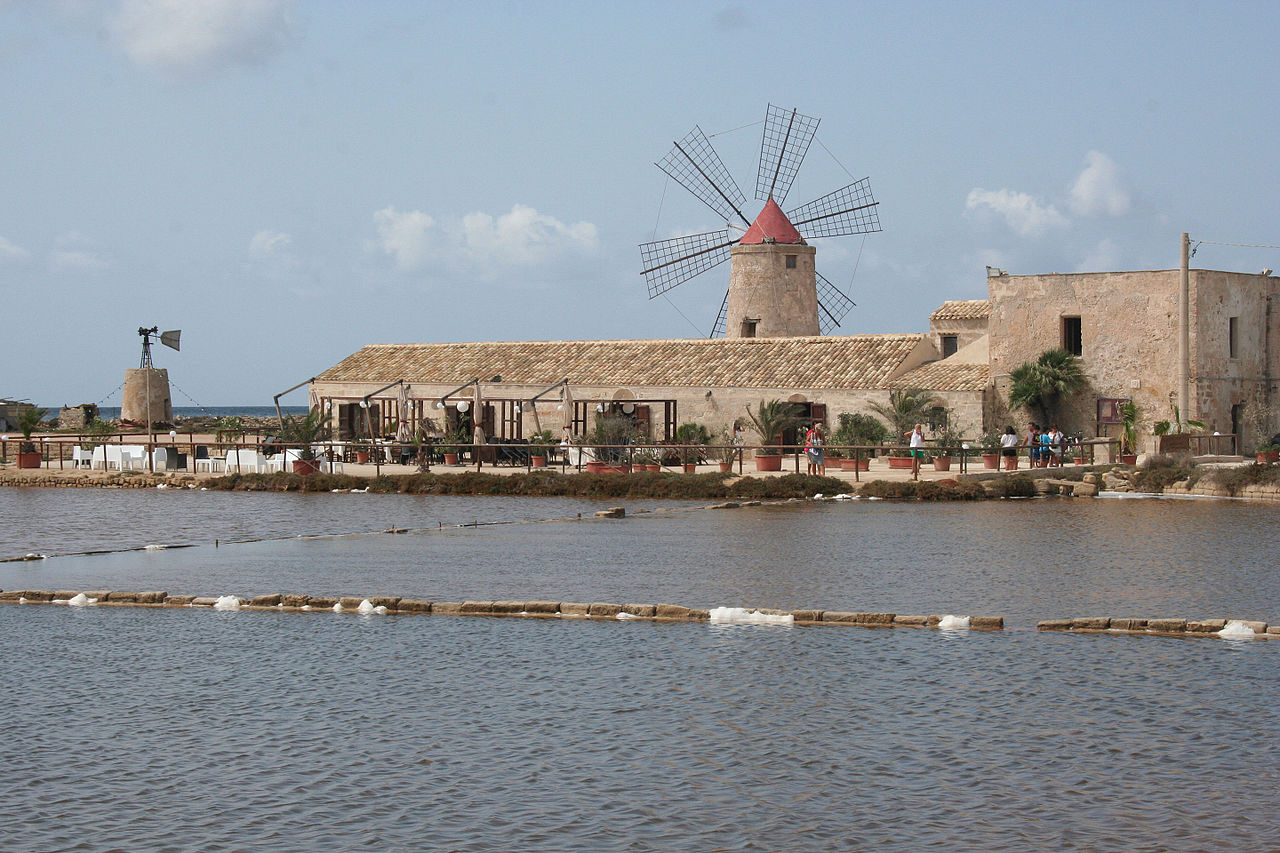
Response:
905,424,926,474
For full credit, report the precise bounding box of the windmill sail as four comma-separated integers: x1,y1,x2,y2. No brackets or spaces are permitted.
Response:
711,289,730,339
815,272,857,334
639,229,735,298
787,178,881,239
756,104,820,203
656,126,750,226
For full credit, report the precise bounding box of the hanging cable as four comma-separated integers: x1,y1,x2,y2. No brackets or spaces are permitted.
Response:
816,136,858,182
662,294,708,338
707,119,763,139
651,177,669,241
169,381,216,417
1193,239,1280,249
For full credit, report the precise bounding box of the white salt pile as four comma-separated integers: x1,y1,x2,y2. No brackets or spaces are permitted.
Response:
708,607,794,625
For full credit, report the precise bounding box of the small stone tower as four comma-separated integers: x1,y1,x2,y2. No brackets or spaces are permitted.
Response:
725,199,819,338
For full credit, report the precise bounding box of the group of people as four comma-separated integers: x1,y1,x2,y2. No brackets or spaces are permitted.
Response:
1000,422,1067,466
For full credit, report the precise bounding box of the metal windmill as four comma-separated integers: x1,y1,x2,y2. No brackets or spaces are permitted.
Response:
639,104,880,337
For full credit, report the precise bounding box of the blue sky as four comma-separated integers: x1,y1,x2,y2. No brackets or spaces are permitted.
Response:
3,0,1278,407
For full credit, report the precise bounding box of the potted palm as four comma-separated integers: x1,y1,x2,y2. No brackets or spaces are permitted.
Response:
1154,404,1205,455
675,422,709,473
745,400,798,472
277,408,329,475
16,407,47,469
1118,401,1140,464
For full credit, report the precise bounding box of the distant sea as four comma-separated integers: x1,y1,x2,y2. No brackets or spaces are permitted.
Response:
88,406,309,420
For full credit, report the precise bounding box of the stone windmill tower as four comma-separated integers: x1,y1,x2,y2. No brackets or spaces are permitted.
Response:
640,104,881,337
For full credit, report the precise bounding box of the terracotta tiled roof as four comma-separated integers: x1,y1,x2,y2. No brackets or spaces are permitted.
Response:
315,335,927,390
930,299,991,321
890,360,990,392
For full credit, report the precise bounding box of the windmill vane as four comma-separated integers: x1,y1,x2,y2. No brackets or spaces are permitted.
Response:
640,104,881,338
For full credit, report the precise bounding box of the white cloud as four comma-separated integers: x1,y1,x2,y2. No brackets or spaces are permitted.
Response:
0,236,29,261
374,207,436,271
1069,151,1130,217
965,187,1068,237
373,204,599,275
108,0,296,77
51,250,109,273
249,229,292,258
1076,238,1123,272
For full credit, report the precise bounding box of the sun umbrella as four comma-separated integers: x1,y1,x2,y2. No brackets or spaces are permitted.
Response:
396,382,411,444
560,384,575,435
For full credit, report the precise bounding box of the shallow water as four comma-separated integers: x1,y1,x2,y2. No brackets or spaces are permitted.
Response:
1,488,1278,850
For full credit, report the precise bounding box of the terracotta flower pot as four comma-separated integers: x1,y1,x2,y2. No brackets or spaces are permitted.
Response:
292,459,319,476
530,455,546,467
888,456,914,469
1118,454,1137,465
443,453,459,465
644,464,661,472
839,458,859,471
355,451,370,464
683,463,698,473
932,456,953,471
17,451,42,469
754,454,782,472
1257,450,1279,463
586,461,605,473
982,454,1000,469
718,461,733,473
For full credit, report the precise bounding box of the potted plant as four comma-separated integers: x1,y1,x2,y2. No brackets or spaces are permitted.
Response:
632,448,660,472
530,429,554,467
1256,443,1280,464
712,428,737,473
831,413,880,471
440,429,467,465
745,400,799,472
276,408,330,475
1119,401,1140,465
980,432,1002,469
15,406,47,469
930,418,959,471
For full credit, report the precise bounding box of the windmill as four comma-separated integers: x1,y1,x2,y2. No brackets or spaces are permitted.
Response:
639,104,880,338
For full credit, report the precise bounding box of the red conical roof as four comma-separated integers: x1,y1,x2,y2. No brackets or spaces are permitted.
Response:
738,198,805,245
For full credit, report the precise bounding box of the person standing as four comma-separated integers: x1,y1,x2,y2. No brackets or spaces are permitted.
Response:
906,423,926,476
999,425,1020,468
1024,422,1040,467
806,423,826,476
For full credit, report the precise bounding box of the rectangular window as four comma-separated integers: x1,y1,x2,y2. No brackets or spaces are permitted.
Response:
928,407,948,431
1062,316,1083,356
785,254,797,269
1229,316,1239,359
941,335,958,357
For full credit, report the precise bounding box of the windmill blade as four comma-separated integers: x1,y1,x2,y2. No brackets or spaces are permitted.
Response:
639,229,735,298
656,126,751,226
816,272,857,335
787,178,881,239
756,104,820,204
710,289,729,338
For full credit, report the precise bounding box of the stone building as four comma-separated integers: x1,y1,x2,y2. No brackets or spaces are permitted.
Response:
310,334,988,447
984,267,1279,451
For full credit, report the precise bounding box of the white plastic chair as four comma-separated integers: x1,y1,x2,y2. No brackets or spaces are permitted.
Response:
225,448,267,473
120,446,147,470
71,446,93,469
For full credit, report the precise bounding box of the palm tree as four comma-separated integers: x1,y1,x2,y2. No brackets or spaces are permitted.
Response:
1008,348,1085,426
868,388,942,438
744,399,801,454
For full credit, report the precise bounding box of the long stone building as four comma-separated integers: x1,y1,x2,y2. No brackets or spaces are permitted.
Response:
310,261,1278,454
